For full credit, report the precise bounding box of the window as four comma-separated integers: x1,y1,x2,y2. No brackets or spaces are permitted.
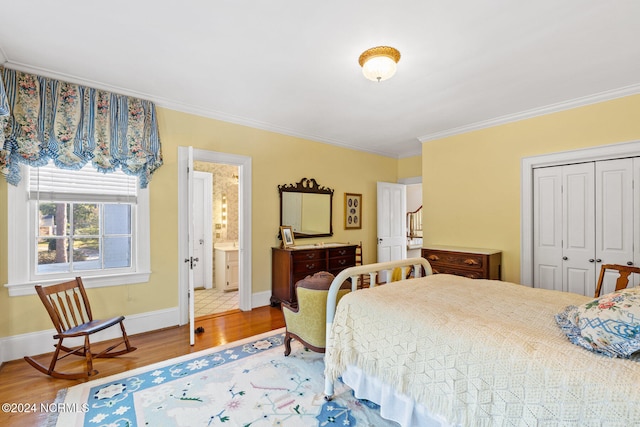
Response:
6,163,150,296
35,202,132,274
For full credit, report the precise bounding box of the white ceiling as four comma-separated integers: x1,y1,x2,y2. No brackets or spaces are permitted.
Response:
1,0,639,158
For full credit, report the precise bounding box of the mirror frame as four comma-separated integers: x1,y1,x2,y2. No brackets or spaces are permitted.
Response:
279,178,334,238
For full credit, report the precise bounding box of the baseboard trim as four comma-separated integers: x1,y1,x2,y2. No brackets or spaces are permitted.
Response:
0,307,180,363
251,291,272,309
1,295,274,363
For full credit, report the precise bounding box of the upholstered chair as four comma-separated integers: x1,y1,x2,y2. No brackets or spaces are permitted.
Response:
281,271,351,355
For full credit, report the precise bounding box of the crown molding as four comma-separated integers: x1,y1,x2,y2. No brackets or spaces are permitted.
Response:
419,83,640,143
3,61,165,101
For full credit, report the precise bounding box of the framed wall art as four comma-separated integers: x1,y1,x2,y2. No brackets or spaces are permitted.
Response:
344,193,362,229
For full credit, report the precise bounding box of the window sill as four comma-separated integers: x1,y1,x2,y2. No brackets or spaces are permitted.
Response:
4,271,151,296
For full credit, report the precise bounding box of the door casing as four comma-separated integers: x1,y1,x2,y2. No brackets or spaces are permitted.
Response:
178,147,252,328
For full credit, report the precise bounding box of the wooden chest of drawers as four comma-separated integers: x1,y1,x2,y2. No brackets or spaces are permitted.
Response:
422,245,502,280
271,244,357,306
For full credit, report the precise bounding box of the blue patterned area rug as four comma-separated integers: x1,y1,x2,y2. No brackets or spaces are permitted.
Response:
53,328,397,426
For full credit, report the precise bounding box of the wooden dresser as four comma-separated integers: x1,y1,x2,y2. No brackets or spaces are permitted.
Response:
271,243,357,306
421,245,502,280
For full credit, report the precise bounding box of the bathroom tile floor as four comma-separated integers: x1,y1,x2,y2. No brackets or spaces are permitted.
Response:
194,286,239,317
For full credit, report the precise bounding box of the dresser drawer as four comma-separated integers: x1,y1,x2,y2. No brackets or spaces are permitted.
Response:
292,249,326,263
429,263,486,279
328,246,356,259
293,259,324,274
328,256,355,270
423,251,484,271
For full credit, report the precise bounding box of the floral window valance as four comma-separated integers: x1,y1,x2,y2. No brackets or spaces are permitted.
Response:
0,67,163,188
0,74,8,117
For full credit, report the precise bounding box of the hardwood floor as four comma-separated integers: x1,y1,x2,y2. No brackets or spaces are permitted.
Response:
0,306,285,427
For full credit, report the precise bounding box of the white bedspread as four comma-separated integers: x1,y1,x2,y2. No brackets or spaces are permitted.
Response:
325,274,640,426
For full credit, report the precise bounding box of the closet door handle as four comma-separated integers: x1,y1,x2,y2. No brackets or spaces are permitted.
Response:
596,259,602,263
628,261,634,266
589,259,595,263
562,256,568,261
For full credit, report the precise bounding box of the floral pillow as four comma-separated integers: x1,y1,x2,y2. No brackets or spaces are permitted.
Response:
555,287,640,358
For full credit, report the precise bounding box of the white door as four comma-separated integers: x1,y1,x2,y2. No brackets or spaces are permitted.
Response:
534,163,596,294
186,147,196,346
192,171,213,289
377,182,407,268
562,163,596,296
595,158,634,295
533,167,563,291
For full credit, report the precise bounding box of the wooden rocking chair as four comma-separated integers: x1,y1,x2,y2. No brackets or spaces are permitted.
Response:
24,277,137,379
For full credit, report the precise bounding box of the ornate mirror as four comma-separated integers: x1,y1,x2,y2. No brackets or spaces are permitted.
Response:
279,178,333,238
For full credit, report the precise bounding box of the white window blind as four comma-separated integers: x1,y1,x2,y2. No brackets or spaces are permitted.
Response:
28,163,138,203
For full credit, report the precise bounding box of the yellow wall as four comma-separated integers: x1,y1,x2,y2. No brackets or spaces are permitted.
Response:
423,94,640,283
398,154,421,179
0,107,399,338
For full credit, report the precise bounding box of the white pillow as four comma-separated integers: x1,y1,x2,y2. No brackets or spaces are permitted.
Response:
555,287,640,358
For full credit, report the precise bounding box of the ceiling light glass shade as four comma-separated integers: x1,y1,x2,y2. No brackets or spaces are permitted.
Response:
358,46,401,82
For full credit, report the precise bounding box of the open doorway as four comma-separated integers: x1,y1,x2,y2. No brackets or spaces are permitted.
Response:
192,162,240,317
177,147,252,335
405,182,423,259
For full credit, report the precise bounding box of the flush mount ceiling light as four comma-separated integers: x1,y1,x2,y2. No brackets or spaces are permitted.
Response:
358,46,401,82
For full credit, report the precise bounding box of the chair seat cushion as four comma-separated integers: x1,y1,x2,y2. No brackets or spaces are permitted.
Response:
58,316,126,338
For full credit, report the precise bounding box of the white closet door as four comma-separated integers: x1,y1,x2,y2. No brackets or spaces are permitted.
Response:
533,167,563,291
595,158,634,295
562,163,596,296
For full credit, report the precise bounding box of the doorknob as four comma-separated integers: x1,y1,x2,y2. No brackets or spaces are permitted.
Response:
562,256,568,260
628,261,634,266
184,257,199,269
596,259,602,263
589,259,595,263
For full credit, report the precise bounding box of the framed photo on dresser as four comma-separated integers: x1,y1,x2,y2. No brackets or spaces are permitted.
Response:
344,193,362,229
280,226,295,248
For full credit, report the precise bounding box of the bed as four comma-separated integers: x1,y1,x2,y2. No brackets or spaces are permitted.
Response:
323,258,640,426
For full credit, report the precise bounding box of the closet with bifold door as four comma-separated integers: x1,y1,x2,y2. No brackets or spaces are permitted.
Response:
533,157,640,297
